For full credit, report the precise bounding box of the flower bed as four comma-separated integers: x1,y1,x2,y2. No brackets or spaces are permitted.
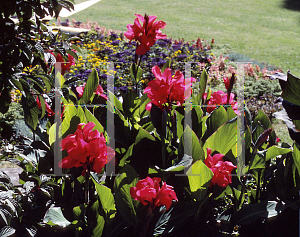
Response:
1,5,300,237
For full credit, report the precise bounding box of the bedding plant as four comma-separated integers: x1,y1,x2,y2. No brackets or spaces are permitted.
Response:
1,8,300,237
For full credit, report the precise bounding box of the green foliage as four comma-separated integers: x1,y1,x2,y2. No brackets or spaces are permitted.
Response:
0,103,23,140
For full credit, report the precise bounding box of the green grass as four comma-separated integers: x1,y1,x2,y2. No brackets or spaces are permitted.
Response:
65,0,300,76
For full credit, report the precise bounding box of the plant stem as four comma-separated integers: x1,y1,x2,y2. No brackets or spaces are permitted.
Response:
85,168,90,203
162,108,167,170
140,206,152,237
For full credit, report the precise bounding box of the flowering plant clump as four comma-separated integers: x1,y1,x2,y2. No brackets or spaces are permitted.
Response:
48,51,76,75
203,90,240,115
144,65,196,111
58,122,114,176
124,14,167,55
130,176,178,211
76,83,108,100
204,148,236,188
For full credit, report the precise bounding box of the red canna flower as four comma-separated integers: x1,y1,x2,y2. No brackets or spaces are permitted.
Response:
36,96,55,116
76,83,108,100
204,148,236,188
124,14,167,55
50,52,75,75
144,66,195,111
130,177,178,211
58,122,114,176
203,90,240,115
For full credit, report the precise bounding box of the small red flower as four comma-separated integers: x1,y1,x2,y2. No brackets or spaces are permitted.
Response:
130,177,178,211
276,137,281,143
58,122,114,176
204,148,236,188
124,14,167,55
76,83,107,100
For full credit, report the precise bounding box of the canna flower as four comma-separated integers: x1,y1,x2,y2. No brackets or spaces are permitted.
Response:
76,83,108,100
204,148,236,188
144,66,195,111
58,122,114,176
36,96,55,116
124,14,167,55
49,52,75,75
130,177,178,211
203,90,240,115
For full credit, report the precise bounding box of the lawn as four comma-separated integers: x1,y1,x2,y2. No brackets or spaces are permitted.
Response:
67,0,300,76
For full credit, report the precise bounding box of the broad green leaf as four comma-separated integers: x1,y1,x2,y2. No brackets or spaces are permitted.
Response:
123,89,140,122
108,90,123,112
84,107,104,133
77,106,87,123
281,71,300,106
176,107,185,141
179,125,205,162
164,154,193,172
231,200,287,225
81,69,99,104
292,143,300,176
89,200,105,237
114,165,139,226
22,94,39,130
130,63,143,83
91,215,105,237
61,99,77,135
253,110,275,144
153,201,199,236
187,160,213,201
135,127,155,145
203,117,237,156
10,78,23,92
249,145,292,170
139,93,151,118
43,207,71,227
119,144,134,167
38,95,46,119
0,226,16,237
202,106,228,142
194,69,208,105
92,178,116,220
265,146,292,161
192,106,203,138
227,106,237,120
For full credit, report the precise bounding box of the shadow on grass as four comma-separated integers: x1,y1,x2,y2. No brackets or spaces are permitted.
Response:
282,0,300,11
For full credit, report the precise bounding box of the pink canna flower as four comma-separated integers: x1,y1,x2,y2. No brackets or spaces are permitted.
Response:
130,177,178,211
204,148,236,188
58,122,114,176
203,90,240,115
124,14,167,55
144,66,195,111
76,83,108,100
